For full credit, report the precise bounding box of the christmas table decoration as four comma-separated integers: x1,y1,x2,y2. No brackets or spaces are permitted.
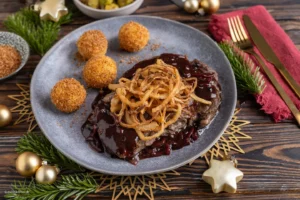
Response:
202,158,244,193
8,84,37,132
16,132,83,171
4,8,72,55
35,161,60,184
219,41,265,95
173,0,220,15
33,0,68,22
200,109,251,164
5,107,250,199
0,104,12,127
16,152,42,177
199,0,220,15
209,5,300,122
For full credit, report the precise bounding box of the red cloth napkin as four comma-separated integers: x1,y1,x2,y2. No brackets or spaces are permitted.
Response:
208,5,300,122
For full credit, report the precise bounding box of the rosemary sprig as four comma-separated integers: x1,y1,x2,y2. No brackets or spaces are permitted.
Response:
219,41,265,94
5,174,98,200
16,133,84,171
4,8,72,56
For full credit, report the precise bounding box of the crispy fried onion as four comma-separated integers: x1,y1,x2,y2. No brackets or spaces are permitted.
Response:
108,59,211,141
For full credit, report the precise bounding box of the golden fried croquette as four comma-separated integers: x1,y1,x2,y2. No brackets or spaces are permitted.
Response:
77,30,108,60
83,55,117,88
51,78,86,113
118,21,149,52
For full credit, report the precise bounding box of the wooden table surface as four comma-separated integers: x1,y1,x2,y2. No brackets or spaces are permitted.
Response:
1,0,300,199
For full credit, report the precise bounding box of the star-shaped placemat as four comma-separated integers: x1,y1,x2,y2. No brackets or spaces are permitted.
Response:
8,84,37,132
203,108,251,163
34,0,68,22
95,171,180,200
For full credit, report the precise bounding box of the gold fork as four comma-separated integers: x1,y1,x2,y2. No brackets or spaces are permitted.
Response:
227,16,300,125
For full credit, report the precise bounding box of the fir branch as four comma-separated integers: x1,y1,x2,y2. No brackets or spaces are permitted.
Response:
16,133,84,171
57,11,73,25
4,174,98,200
4,8,72,56
219,41,266,94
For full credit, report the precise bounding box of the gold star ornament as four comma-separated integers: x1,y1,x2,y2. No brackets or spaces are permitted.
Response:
34,0,68,22
202,159,243,193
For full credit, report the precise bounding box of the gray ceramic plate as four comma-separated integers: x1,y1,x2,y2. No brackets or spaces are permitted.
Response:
31,16,236,175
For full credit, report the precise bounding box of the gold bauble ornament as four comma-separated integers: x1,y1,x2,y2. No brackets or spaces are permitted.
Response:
184,0,200,13
202,159,243,193
35,163,58,184
199,0,220,14
0,105,12,127
16,152,42,177
33,0,68,22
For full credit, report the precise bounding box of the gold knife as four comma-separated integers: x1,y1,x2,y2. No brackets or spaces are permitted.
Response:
243,15,300,125
243,15,300,99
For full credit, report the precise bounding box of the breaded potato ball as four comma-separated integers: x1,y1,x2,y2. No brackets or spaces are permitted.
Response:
51,78,86,113
83,55,117,88
77,30,108,60
118,21,149,52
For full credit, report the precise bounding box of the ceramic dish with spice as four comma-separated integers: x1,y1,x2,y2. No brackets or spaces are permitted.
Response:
73,0,143,19
0,32,30,81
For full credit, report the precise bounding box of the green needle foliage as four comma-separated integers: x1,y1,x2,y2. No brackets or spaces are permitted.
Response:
4,8,72,56
16,133,83,171
5,174,98,200
219,41,265,94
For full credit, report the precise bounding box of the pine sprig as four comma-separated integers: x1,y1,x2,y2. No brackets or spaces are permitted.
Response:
16,133,83,171
4,8,72,56
219,41,266,94
5,174,98,200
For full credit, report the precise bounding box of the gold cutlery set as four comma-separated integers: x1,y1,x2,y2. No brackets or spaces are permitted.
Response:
227,15,300,125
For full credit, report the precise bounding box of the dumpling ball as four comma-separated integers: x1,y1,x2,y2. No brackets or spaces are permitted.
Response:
77,30,108,60
51,78,86,113
118,21,149,52
83,55,117,88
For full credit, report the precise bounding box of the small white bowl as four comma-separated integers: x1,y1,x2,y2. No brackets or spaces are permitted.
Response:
73,0,144,19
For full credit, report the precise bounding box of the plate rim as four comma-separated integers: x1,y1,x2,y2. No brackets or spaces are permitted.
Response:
31,15,236,175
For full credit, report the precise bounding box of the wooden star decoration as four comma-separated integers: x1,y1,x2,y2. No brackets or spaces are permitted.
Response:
34,0,68,22
202,159,243,193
